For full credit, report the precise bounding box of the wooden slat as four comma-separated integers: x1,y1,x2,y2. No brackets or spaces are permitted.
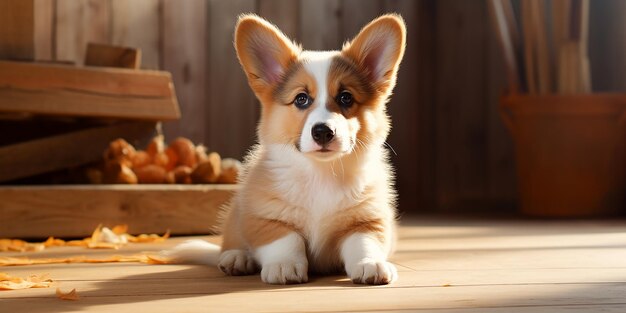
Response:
2,218,626,311
530,0,552,94
411,0,439,212
0,122,156,183
161,0,208,145
588,0,625,92
521,0,537,94
258,0,300,39
435,1,490,210
382,0,422,212
85,43,142,69
4,270,626,302
486,12,517,210
110,0,161,70
54,0,112,64
300,0,341,50
0,61,180,120
0,184,236,238
33,0,54,61
487,0,521,93
0,0,35,60
206,0,257,159
3,284,626,313
341,0,381,41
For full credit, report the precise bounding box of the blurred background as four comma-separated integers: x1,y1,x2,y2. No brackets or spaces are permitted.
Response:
2,0,625,215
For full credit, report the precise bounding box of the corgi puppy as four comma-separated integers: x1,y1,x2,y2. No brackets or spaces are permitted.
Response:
166,14,406,285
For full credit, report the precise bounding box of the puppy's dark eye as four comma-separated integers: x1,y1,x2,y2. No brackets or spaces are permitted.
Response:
293,92,311,109
337,91,354,108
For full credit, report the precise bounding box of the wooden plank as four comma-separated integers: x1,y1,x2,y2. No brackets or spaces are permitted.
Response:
435,1,490,210
381,0,421,212
33,0,54,61
552,0,570,93
0,61,180,120
0,117,101,147
258,0,300,39
0,184,235,238
588,0,626,92
3,287,626,313
521,0,537,94
3,219,626,311
487,0,521,93
0,0,35,60
486,10,517,210
161,0,208,145
54,0,79,62
54,0,112,64
206,0,257,159
412,0,438,212
2,272,626,312
0,122,156,183
341,0,380,41
578,0,592,93
530,0,552,94
4,268,626,300
85,43,142,69
300,0,341,50
110,0,161,70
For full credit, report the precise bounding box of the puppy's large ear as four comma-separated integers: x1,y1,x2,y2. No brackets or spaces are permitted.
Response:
342,14,406,93
235,14,300,94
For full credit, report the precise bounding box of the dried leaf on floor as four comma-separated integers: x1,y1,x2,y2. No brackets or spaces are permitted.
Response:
0,254,173,266
0,239,45,252
126,230,171,243
0,224,170,252
0,273,53,290
56,288,80,300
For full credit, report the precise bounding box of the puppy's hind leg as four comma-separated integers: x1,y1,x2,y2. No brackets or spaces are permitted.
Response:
219,211,258,276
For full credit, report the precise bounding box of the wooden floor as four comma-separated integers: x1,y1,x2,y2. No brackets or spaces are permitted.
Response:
2,216,626,312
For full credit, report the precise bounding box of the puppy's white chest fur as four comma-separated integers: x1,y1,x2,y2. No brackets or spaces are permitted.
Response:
265,145,363,220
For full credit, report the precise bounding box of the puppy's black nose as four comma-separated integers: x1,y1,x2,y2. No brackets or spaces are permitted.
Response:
311,123,334,146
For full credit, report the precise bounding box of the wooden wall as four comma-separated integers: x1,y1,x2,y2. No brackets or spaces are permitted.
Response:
26,0,626,213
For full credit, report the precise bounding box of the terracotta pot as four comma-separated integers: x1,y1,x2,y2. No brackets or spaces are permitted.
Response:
500,93,626,217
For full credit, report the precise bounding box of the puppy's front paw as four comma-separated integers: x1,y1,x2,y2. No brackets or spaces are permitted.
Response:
261,262,308,285
348,259,397,285
218,249,257,276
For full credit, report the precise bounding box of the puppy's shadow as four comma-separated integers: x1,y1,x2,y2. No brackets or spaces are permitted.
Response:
4,264,357,313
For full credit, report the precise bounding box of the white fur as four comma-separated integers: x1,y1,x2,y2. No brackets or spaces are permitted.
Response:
298,51,352,159
160,239,220,265
254,232,308,284
341,233,397,284
262,143,393,262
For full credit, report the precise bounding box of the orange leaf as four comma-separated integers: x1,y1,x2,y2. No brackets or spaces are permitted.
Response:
111,224,128,235
56,288,80,300
0,273,53,290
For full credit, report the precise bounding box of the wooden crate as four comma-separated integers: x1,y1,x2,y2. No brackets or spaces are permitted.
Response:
0,184,236,238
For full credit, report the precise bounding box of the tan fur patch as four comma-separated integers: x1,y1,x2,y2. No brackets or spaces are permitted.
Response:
242,217,297,248
258,62,319,148
308,203,389,273
234,15,300,97
342,15,406,93
326,56,375,115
